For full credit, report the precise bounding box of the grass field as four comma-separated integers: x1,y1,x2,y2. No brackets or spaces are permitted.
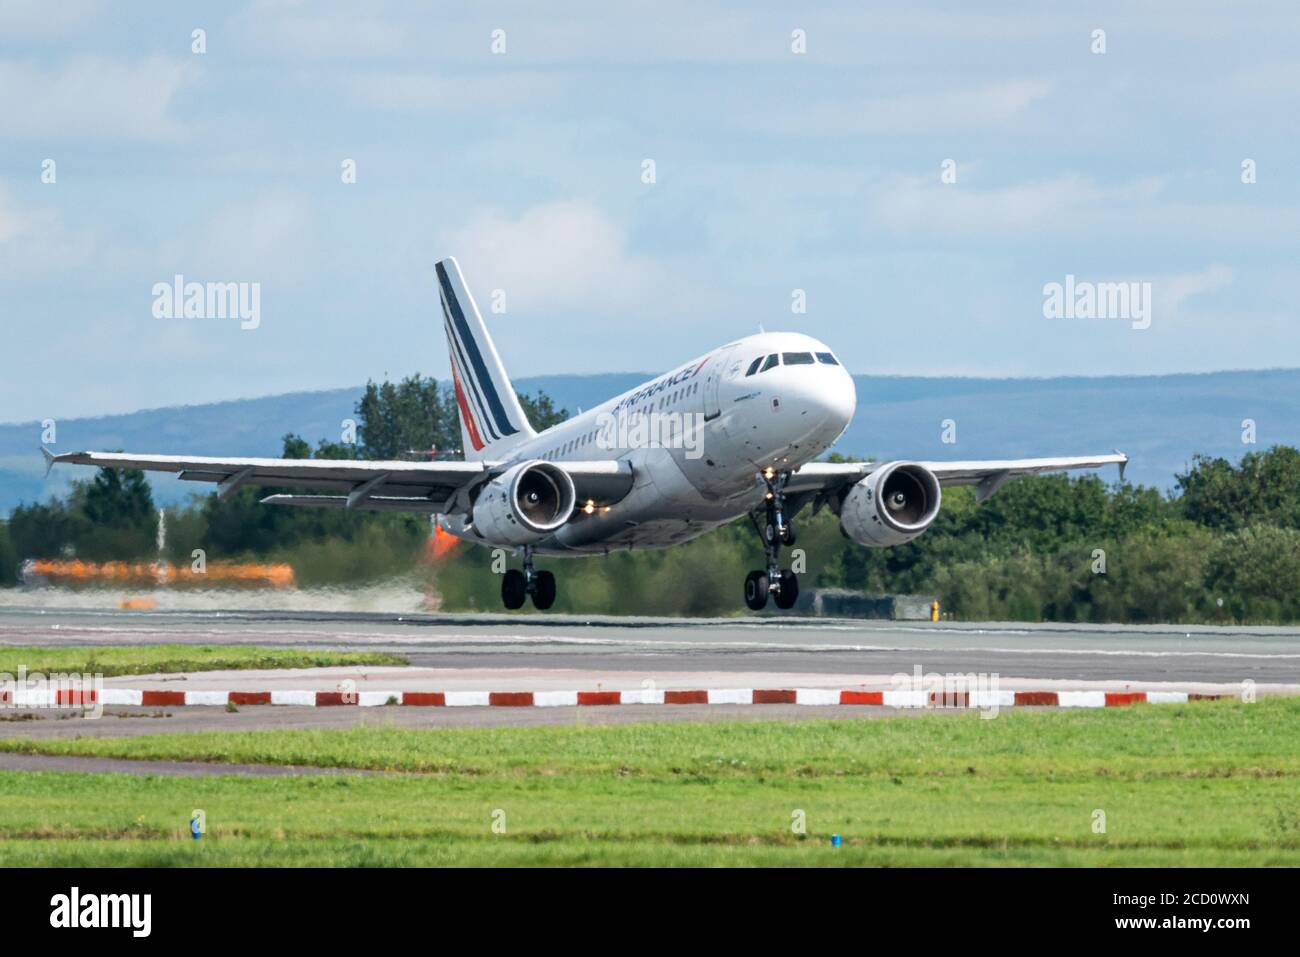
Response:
0,644,407,676
0,698,1297,866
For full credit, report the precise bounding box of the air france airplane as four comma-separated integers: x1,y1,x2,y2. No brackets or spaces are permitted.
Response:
45,258,1127,612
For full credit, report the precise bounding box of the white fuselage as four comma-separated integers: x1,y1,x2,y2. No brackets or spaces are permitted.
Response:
445,332,856,554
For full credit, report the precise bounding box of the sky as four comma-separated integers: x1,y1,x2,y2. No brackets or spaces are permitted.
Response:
1,0,1297,423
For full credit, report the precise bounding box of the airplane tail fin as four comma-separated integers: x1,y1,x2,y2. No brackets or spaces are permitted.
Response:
436,257,537,461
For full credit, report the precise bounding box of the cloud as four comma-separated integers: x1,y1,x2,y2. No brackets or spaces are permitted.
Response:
868,171,1300,243
442,201,704,320
348,71,567,113
0,56,190,139
233,0,411,60
0,183,95,279
0,0,104,39
743,79,1052,135
1227,60,1300,100
868,173,1163,239
1155,264,1234,317
157,193,317,285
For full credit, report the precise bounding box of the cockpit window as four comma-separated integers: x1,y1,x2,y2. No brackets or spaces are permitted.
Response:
816,352,839,365
783,352,815,365
760,353,779,372
744,357,763,376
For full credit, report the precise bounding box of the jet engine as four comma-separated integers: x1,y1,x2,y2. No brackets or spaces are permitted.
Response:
839,461,942,547
471,460,577,545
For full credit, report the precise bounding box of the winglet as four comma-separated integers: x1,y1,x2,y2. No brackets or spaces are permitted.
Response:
40,446,57,478
1115,449,1128,482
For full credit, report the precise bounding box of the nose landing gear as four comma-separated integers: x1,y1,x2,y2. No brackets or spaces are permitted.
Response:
501,545,557,611
744,469,800,611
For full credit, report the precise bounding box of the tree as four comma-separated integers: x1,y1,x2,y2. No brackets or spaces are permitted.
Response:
82,467,155,529
0,522,18,585
352,375,567,460
1177,446,1300,530
7,498,88,560
281,431,356,461
1205,525,1300,620
517,390,569,432
281,434,311,460
72,468,159,560
356,375,457,459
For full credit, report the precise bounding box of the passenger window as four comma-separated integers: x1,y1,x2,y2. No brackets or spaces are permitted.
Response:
745,357,762,376
783,352,815,365
816,352,839,365
760,354,779,373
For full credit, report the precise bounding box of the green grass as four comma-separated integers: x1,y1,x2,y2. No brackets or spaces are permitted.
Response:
0,644,407,677
1,698,1298,865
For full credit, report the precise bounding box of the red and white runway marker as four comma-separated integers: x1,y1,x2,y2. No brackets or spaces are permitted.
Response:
3,687,1239,709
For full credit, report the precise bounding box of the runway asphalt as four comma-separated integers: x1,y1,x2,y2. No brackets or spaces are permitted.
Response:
0,607,1295,740
2,606,1298,685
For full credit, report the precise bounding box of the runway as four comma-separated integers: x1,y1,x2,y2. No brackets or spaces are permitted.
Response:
0,606,1295,738
2,606,1298,686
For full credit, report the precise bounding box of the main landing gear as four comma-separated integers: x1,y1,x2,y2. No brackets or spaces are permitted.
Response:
744,468,799,611
501,545,556,611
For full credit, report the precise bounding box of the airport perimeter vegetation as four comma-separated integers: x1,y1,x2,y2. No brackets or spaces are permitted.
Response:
0,645,406,678
0,696,1296,866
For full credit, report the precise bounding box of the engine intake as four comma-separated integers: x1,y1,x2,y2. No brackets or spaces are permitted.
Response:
840,462,942,547
472,460,577,545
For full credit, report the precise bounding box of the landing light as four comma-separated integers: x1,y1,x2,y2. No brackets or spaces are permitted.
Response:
584,499,596,515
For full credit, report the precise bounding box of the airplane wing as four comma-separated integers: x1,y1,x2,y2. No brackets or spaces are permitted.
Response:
786,452,1128,503
41,449,634,514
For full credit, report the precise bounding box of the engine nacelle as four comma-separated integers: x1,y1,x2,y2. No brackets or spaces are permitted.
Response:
840,461,942,547
471,460,577,545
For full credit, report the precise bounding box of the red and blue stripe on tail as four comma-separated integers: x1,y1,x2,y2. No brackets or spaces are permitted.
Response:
436,257,537,459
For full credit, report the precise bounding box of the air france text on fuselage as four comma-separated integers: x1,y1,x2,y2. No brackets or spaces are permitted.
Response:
610,357,710,414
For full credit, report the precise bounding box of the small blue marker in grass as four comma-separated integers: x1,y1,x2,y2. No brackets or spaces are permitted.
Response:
831,834,841,847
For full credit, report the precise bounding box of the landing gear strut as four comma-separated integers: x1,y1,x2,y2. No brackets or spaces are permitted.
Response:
502,545,556,611
744,469,799,611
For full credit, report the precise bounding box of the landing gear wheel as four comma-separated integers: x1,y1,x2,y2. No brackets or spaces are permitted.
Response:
744,570,770,610
773,570,799,610
532,569,557,610
743,469,799,612
501,569,527,610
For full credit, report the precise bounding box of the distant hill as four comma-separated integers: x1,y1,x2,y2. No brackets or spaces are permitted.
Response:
2,369,1296,512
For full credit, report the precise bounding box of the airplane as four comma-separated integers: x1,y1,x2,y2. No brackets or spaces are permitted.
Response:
44,257,1127,612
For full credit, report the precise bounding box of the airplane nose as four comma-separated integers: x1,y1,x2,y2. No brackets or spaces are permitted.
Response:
782,364,855,435
823,366,856,433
